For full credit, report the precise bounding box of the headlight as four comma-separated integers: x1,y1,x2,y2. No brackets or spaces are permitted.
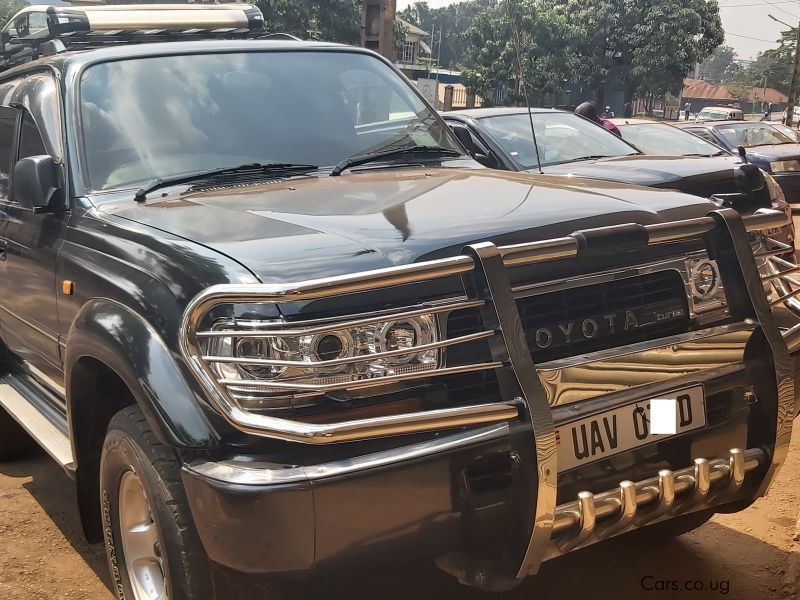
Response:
204,313,440,409
770,160,800,172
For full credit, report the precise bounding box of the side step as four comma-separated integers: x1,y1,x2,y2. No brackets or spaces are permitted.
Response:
0,373,74,469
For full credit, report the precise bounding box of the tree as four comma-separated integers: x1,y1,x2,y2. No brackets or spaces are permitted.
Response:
462,0,576,106
398,0,495,69
732,29,795,95
553,0,724,101
697,45,741,84
255,0,361,43
0,0,27,28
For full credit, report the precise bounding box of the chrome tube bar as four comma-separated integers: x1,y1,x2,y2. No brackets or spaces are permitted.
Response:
203,329,496,369
754,246,793,259
742,209,790,233
498,237,579,267
216,399,519,444
770,286,800,307
178,208,789,448
783,321,800,354
196,299,484,338
761,265,800,282
550,448,762,535
646,216,715,244
217,361,503,392
767,254,800,274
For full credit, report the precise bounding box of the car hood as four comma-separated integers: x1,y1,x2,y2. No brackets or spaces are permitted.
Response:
540,155,744,193
100,168,714,283
742,144,800,161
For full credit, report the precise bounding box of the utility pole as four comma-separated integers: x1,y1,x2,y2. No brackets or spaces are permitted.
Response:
770,14,800,125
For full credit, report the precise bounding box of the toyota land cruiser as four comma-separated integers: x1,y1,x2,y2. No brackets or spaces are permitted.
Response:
0,4,796,599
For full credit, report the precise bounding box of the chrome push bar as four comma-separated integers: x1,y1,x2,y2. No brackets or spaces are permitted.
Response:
546,448,763,559
181,208,794,581
180,208,788,445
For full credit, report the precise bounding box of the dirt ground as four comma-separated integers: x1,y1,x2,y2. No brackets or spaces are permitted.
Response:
0,424,798,600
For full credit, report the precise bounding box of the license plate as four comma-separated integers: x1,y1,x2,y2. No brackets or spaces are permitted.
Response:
556,386,706,472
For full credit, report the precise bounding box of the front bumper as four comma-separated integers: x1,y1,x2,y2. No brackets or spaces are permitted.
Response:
181,322,784,586
180,208,795,591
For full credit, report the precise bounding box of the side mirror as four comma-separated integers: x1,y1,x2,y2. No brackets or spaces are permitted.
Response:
737,145,749,163
449,126,475,155
733,163,770,210
474,152,498,169
11,155,62,210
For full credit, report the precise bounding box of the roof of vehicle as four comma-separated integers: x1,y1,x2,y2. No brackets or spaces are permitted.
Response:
0,38,350,80
443,107,566,119
609,118,662,126
677,120,753,128
698,106,743,113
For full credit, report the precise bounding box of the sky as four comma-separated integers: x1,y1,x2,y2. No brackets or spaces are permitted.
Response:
396,0,797,61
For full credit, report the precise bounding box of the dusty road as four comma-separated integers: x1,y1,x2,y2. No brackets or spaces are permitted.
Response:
0,426,798,600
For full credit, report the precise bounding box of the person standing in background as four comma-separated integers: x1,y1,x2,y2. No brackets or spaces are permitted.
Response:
575,101,621,136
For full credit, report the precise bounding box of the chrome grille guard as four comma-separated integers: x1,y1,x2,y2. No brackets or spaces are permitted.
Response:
180,208,795,581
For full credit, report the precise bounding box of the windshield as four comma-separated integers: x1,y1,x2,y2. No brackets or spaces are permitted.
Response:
79,51,461,191
617,123,724,156
713,123,796,148
478,112,638,168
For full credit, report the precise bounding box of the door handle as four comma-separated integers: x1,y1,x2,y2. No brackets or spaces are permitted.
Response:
0,239,7,261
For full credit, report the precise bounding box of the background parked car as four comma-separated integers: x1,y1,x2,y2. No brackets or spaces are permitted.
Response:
694,106,744,121
610,117,730,157
442,108,772,209
678,120,800,204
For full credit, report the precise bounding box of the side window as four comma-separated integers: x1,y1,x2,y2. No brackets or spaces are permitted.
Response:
0,107,17,199
18,112,46,160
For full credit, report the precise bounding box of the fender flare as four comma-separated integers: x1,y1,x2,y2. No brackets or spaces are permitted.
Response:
65,298,220,449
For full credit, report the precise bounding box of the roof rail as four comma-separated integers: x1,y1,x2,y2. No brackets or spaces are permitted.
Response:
0,4,265,70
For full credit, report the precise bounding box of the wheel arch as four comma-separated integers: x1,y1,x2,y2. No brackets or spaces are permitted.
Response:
65,298,220,541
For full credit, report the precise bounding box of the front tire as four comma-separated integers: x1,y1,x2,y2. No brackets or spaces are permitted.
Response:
100,405,210,600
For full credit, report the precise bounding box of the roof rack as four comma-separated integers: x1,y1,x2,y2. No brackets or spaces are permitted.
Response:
0,4,266,70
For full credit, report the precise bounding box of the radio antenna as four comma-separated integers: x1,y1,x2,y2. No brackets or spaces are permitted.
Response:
504,0,543,174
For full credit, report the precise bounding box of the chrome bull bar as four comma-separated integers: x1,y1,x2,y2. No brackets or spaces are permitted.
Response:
546,448,762,559
181,208,794,583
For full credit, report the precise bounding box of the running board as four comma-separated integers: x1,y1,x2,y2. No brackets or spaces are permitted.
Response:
0,373,73,468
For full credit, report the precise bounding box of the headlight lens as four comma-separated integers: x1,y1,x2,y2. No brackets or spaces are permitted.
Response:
770,160,800,173
204,314,440,408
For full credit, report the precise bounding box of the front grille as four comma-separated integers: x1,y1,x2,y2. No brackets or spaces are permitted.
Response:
447,270,691,367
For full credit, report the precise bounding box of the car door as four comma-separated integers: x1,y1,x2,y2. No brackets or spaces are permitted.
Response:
0,82,66,388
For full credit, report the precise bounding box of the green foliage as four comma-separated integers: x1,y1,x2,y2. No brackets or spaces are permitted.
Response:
255,0,361,43
730,29,794,95
462,0,576,105
398,0,495,69
461,0,723,105
697,46,741,84
0,0,27,28
555,0,724,98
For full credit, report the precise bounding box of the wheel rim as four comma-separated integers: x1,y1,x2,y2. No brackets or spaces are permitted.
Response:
118,470,168,600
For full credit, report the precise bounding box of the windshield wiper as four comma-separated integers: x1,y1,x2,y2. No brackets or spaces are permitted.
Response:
133,162,318,202
549,154,621,166
683,152,725,157
330,145,462,176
